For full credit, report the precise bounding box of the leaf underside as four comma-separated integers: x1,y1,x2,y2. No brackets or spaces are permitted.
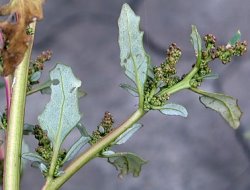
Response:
118,4,149,97
107,152,147,177
199,92,242,129
38,64,81,147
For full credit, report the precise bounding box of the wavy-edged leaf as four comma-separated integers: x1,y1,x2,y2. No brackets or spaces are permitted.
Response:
199,91,241,129
38,64,81,146
120,83,138,97
118,4,149,97
190,25,202,62
106,152,147,177
159,103,188,117
228,30,241,46
112,123,142,145
62,136,90,164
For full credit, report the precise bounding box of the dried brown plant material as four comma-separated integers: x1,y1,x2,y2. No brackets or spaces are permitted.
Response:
0,0,45,76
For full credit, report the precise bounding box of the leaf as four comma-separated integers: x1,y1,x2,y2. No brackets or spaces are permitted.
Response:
23,123,35,135
38,64,82,147
0,82,4,89
22,152,46,164
76,123,90,137
107,152,147,177
228,30,241,46
31,161,48,174
202,73,219,80
0,0,45,75
198,91,242,129
112,123,142,145
62,136,90,164
30,71,42,82
118,4,149,97
102,150,115,157
159,103,188,117
190,25,202,60
120,83,138,97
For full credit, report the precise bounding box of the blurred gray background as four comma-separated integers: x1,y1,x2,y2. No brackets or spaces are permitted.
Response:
1,0,250,189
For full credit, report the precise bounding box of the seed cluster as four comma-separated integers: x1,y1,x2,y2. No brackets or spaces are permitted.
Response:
27,50,52,91
90,112,114,146
33,125,66,177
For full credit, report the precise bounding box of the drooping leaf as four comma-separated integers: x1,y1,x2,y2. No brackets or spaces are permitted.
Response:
190,25,202,63
31,161,48,174
112,123,142,145
0,0,45,75
120,83,138,97
228,30,241,46
159,103,188,117
106,152,147,177
118,4,149,98
38,64,82,146
62,136,90,164
22,152,46,164
198,91,242,129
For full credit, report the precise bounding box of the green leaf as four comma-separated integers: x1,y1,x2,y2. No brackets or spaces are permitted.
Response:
0,82,4,89
120,83,138,97
198,91,242,129
118,3,149,98
62,136,90,164
38,64,82,147
159,103,188,117
22,152,46,164
106,152,147,177
76,123,90,137
23,123,35,135
31,161,48,174
30,71,42,82
190,25,202,63
202,73,219,80
228,30,241,46
102,150,115,157
112,123,142,145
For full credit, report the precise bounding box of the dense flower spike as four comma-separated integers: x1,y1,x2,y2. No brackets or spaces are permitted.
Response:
90,112,114,145
33,125,66,177
27,50,52,91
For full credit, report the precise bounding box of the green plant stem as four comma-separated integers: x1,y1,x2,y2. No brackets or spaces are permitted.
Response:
42,109,146,190
3,22,36,190
157,66,199,96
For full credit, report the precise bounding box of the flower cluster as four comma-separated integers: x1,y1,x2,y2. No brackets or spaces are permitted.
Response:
33,125,66,177
190,34,247,88
27,50,52,91
0,111,7,130
90,112,114,145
